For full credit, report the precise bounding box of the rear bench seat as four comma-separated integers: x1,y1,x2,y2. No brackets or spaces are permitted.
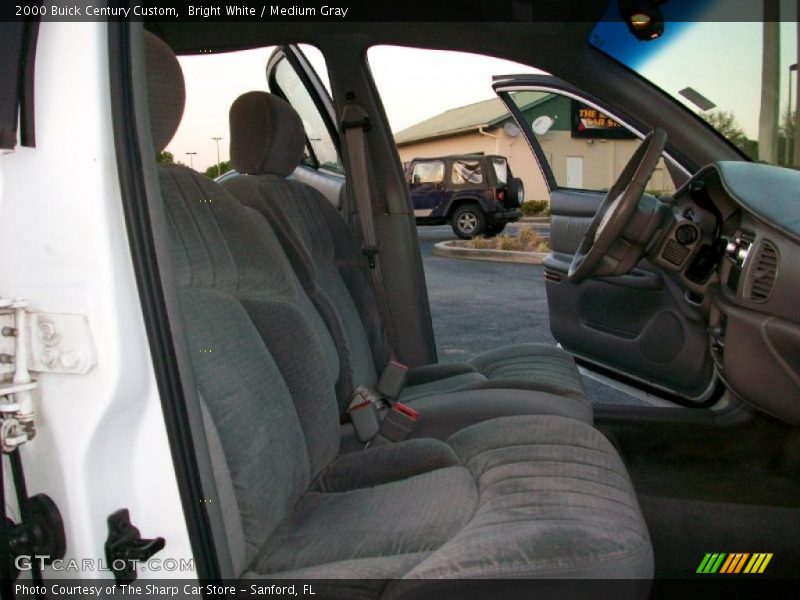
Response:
145,31,653,592
221,91,589,419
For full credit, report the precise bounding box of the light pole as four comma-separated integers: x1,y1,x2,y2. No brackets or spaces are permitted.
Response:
211,137,223,177
789,64,797,166
186,151,197,169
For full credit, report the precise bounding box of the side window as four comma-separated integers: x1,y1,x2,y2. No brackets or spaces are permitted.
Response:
451,159,483,185
506,91,676,195
491,158,508,185
272,57,343,174
410,160,444,184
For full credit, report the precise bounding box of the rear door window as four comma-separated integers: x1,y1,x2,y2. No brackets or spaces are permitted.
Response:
451,160,483,185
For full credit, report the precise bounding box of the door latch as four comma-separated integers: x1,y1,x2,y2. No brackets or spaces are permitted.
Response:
104,509,165,584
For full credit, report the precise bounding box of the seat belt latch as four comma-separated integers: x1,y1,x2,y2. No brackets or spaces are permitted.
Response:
347,387,382,443
361,243,379,269
377,402,418,443
376,360,408,403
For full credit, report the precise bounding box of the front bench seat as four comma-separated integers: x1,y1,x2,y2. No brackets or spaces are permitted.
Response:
221,92,589,414
144,31,652,593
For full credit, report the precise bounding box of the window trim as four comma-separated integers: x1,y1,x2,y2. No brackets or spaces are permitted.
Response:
495,80,692,194
0,21,39,150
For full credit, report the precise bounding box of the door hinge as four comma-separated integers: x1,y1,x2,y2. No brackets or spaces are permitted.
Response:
0,297,97,452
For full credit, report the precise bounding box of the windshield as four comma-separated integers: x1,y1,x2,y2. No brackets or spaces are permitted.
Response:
590,0,799,167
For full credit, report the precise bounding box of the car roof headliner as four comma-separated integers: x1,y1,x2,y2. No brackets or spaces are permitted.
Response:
145,0,606,71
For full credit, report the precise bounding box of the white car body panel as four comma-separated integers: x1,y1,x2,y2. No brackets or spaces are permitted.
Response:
0,22,193,579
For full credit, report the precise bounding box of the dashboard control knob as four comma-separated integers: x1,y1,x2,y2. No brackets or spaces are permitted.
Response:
737,247,749,263
675,223,698,245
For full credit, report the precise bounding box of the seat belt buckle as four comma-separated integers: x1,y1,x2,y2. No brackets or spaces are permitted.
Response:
377,402,418,443
348,387,382,443
376,360,408,403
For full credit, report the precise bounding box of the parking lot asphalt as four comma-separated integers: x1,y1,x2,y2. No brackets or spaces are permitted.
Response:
416,225,645,406
418,225,556,356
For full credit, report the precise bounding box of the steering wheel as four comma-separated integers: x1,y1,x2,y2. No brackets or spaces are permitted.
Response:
568,128,668,283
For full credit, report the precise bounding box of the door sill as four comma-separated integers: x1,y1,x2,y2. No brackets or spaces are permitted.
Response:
557,344,723,408
578,365,678,408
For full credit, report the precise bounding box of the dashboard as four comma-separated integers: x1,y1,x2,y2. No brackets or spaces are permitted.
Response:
653,162,800,424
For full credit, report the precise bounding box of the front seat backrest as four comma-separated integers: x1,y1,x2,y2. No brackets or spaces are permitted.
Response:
144,32,342,575
224,92,392,409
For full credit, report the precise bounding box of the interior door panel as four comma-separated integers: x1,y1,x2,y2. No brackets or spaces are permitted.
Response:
291,164,345,209
545,189,713,399
494,77,715,400
548,189,601,254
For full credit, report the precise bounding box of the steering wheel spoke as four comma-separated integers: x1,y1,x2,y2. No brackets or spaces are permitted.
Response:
568,129,668,283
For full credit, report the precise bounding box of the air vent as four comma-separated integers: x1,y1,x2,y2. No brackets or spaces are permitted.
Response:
746,240,779,303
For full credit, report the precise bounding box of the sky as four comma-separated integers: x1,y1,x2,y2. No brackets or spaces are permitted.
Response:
627,21,798,139
166,17,800,172
166,46,540,172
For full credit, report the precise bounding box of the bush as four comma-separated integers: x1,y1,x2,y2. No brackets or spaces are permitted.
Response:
521,200,550,217
499,234,518,251
471,236,490,249
463,227,550,253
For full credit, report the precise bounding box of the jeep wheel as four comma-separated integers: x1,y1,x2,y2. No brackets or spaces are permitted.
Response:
484,223,507,237
451,205,486,239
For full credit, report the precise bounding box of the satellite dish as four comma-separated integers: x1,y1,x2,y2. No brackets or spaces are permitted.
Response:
532,115,555,136
503,122,521,138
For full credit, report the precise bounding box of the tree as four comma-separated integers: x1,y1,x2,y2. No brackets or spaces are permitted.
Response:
204,160,232,179
780,108,797,166
157,150,174,163
699,110,754,157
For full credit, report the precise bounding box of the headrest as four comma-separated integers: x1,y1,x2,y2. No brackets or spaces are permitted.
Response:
229,92,305,177
144,31,185,153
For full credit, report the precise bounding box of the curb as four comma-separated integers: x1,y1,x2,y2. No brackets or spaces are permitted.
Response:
432,241,547,265
518,216,550,223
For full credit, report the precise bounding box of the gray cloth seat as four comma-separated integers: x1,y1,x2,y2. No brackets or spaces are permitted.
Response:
221,91,589,418
258,416,652,581
145,31,652,591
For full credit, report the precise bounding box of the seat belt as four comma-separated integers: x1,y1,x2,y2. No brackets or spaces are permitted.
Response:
340,102,398,358
341,103,418,445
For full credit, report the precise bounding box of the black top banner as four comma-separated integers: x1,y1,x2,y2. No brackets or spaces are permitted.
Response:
1,0,794,22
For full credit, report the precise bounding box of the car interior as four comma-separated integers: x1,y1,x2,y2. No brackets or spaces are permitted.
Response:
113,7,800,594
